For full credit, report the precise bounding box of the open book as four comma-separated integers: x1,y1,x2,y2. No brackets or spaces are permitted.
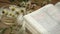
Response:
55,2,60,8
23,4,60,34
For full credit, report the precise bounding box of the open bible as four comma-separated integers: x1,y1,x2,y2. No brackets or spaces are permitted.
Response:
24,4,60,34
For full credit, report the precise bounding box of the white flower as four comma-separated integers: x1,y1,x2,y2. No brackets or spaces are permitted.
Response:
9,5,18,11
15,7,26,15
27,10,32,14
7,11,17,18
2,9,9,15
